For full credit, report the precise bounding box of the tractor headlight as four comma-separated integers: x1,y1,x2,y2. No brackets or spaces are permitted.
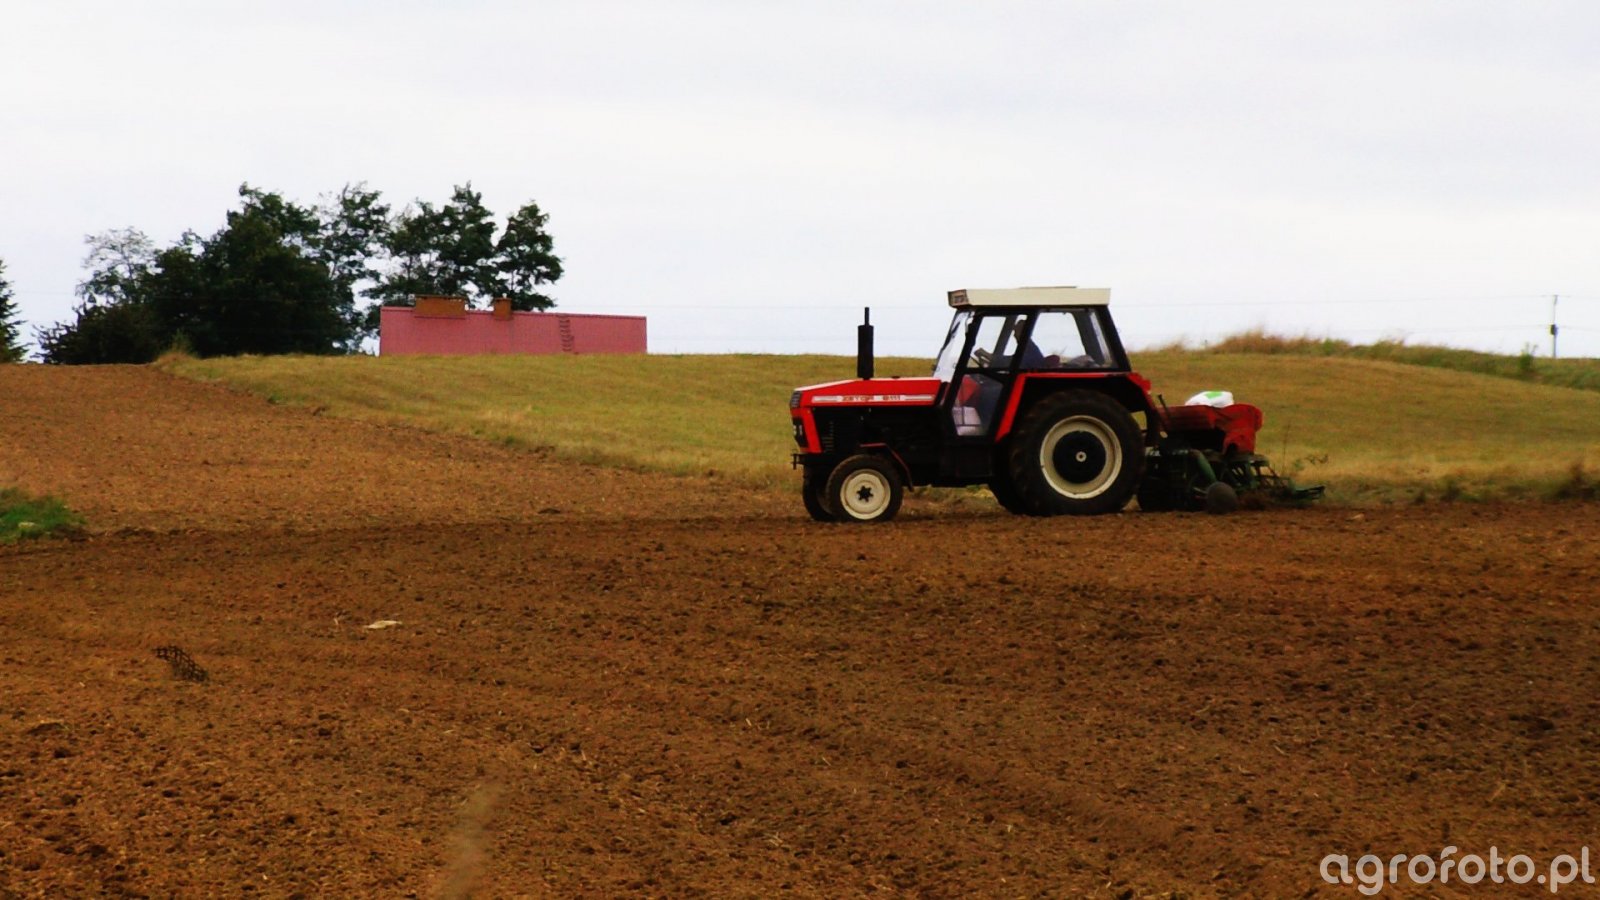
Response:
793,419,807,446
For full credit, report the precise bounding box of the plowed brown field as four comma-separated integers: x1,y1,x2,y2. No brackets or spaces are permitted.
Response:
3,366,1597,898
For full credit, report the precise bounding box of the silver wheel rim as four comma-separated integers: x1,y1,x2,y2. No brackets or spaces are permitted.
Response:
1039,415,1122,499
838,469,891,520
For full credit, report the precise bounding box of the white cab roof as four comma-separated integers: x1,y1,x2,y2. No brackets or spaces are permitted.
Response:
948,286,1111,308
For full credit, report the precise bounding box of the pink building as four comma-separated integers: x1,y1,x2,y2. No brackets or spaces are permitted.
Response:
378,297,647,356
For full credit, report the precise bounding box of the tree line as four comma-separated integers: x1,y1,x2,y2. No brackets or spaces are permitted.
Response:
9,183,562,364
0,259,22,362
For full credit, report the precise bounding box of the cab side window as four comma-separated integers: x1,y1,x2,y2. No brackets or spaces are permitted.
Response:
1026,310,1111,368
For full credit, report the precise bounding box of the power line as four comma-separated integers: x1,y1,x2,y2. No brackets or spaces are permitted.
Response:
566,294,1564,312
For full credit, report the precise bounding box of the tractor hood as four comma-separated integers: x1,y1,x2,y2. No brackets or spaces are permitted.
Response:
788,377,943,455
789,377,943,410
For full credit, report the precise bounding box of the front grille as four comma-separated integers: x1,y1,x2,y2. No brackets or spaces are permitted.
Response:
789,390,802,409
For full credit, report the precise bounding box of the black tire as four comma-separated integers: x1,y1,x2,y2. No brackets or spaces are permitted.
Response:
801,467,837,522
1204,481,1239,515
989,456,1031,515
1006,390,1143,516
825,454,903,523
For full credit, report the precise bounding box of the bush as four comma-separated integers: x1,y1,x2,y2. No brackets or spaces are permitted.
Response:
36,302,165,365
1206,330,1353,355
1551,462,1600,501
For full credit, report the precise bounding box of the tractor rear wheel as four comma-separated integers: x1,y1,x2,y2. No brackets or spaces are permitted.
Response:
801,466,837,522
825,454,903,523
1007,390,1143,516
988,460,1030,515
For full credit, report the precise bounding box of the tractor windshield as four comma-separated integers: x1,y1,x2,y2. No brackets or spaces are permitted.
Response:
932,310,971,382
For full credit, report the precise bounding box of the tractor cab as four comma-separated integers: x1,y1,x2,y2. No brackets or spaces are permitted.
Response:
933,288,1133,440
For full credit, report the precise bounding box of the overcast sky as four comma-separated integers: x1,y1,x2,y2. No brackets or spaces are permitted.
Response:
5,1,1599,357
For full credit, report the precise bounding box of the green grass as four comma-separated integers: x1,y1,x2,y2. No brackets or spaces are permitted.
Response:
163,348,1600,504
1,489,82,542
165,353,934,490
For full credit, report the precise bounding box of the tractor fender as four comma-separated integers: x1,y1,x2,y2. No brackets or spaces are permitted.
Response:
856,442,915,488
995,374,1159,442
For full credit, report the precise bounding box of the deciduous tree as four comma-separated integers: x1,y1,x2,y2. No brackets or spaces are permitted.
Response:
76,228,157,307
141,206,346,357
495,201,563,311
45,199,346,362
313,183,391,345
40,180,562,363
370,183,562,313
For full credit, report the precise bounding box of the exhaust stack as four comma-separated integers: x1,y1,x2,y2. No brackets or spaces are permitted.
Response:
857,307,874,380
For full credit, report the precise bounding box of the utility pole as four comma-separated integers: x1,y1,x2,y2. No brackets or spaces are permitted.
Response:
1550,294,1559,359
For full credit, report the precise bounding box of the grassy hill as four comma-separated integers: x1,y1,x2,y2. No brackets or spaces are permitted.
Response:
1167,330,1600,393
164,349,1600,503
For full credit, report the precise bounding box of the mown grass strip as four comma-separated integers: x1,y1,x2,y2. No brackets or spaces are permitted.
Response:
164,353,921,490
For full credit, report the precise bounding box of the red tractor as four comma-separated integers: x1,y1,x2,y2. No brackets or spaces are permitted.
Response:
789,287,1320,522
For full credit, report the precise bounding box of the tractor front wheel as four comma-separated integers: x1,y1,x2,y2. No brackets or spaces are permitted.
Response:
825,454,904,523
1007,391,1143,515
801,466,837,522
